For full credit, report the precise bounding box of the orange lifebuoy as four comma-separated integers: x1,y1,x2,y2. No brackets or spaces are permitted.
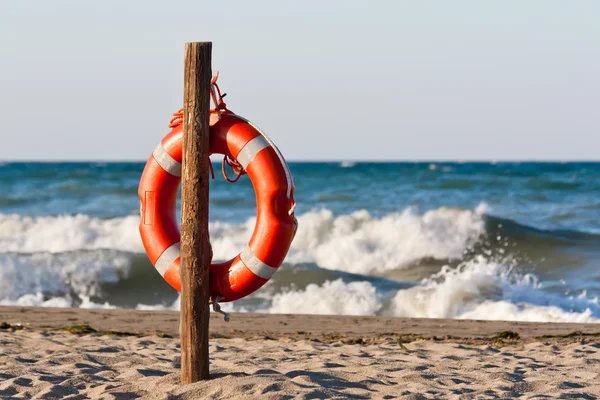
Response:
138,81,297,302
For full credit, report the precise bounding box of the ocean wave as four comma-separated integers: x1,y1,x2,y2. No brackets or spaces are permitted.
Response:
0,214,143,253
1,206,599,323
134,257,600,323
3,204,598,280
2,249,598,323
0,205,488,272
2,205,597,264
267,279,382,316
0,250,177,309
239,257,599,323
484,214,600,243
0,292,116,309
387,256,598,322
287,205,487,274
0,251,132,302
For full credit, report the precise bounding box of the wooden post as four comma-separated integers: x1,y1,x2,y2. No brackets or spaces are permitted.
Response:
180,41,213,383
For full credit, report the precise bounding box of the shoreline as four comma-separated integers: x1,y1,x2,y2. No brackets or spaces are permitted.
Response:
1,306,599,345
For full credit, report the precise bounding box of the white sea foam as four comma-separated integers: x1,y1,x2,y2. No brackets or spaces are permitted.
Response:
0,292,116,309
222,258,598,323
386,256,598,322
136,296,180,311
286,205,487,274
0,251,131,304
0,214,143,253
265,279,381,316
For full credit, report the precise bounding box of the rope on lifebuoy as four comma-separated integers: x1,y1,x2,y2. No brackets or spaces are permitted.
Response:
221,155,246,183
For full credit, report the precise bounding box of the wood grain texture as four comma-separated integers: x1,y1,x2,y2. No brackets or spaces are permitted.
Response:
180,41,213,384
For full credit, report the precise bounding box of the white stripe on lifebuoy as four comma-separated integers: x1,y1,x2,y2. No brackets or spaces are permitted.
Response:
240,246,278,280
153,144,182,177
155,242,180,276
236,136,270,170
233,115,294,199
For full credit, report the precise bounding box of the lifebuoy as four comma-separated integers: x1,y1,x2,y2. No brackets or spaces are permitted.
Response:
138,79,297,302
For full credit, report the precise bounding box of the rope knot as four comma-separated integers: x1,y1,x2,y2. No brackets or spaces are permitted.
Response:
222,155,246,183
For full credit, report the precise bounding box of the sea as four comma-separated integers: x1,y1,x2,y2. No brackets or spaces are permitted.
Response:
1,161,599,323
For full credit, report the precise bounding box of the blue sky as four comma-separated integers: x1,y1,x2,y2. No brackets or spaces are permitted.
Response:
1,1,599,161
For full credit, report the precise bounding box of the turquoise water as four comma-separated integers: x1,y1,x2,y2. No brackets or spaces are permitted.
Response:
1,161,599,322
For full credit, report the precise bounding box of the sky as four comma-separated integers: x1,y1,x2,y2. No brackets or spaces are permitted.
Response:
1,1,599,161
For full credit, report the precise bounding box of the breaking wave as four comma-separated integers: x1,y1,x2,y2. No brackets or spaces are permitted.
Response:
1,204,599,323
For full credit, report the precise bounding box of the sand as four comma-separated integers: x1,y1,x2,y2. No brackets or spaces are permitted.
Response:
1,307,600,399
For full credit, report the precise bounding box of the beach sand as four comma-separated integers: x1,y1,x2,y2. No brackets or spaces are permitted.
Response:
1,306,600,399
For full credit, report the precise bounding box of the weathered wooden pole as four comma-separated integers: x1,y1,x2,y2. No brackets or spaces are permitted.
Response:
180,41,213,383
